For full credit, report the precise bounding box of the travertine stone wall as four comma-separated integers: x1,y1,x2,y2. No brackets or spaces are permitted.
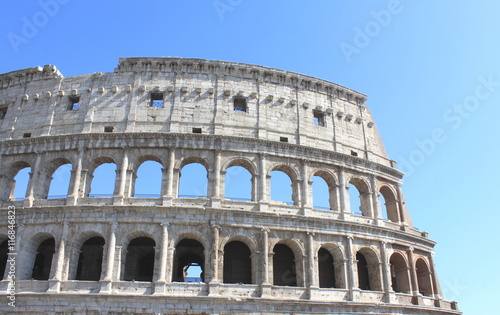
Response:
0,58,460,315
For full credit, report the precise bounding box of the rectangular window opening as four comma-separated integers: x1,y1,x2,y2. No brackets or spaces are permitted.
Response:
280,136,288,143
23,133,32,138
313,110,325,126
233,97,248,113
150,92,164,108
104,126,114,133
351,150,358,157
0,107,6,119
192,127,202,134
68,96,80,111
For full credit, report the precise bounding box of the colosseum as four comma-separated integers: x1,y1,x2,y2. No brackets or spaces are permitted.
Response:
0,57,460,314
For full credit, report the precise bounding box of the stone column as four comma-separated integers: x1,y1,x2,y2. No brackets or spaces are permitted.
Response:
338,166,348,219
209,224,221,296
258,153,269,211
163,149,175,206
307,232,318,299
100,222,117,293
114,150,129,205
154,223,169,294
300,159,311,215
260,228,271,297
370,175,382,224
428,253,443,302
396,184,412,226
47,222,69,292
345,235,356,301
380,241,396,303
66,148,84,205
211,151,222,207
407,247,419,296
23,152,42,207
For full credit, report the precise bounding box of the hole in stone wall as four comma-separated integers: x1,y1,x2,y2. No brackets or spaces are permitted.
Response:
89,163,117,197
273,244,297,286
133,160,162,198
233,97,248,113
312,176,330,210
224,166,252,201
0,240,8,278
150,92,164,108
173,239,205,283
31,238,55,280
313,110,325,126
0,107,7,119
270,170,294,205
223,241,252,284
318,248,336,288
23,133,31,138
47,163,72,199
68,96,80,110
123,237,156,282
192,127,202,134
104,126,114,133
75,237,105,281
178,163,208,198
11,167,31,201
356,252,370,290
351,150,358,157
279,137,288,142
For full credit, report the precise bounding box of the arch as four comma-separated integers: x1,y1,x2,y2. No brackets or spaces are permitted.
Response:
133,160,163,198
88,158,117,197
270,165,299,206
273,243,297,286
0,239,8,279
46,160,72,199
379,185,399,222
356,247,382,291
416,258,433,296
224,165,253,201
389,252,411,293
348,177,371,217
319,243,346,289
173,239,205,282
123,237,156,281
4,162,32,201
318,247,336,288
312,170,338,210
31,237,55,280
178,161,208,198
223,241,252,284
75,236,105,281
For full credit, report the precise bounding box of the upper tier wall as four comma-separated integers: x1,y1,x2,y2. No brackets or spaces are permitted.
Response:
0,57,391,166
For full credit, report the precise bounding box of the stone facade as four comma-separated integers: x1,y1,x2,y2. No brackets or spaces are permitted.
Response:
0,58,460,314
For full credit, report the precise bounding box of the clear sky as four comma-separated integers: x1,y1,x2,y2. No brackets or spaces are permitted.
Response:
2,1,499,313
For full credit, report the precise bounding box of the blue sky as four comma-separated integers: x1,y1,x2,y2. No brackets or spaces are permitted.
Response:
2,1,500,313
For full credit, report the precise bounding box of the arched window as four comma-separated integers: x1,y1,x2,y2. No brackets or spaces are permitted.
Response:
224,166,253,201
356,248,382,291
273,244,297,286
12,166,31,201
389,252,411,293
416,258,433,296
0,240,8,279
178,163,208,198
270,170,295,205
312,176,330,210
379,186,399,222
75,237,105,281
47,163,72,199
356,252,370,290
223,241,252,284
348,178,371,216
31,238,55,280
173,239,205,282
123,237,155,282
133,160,162,198
318,247,336,288
89,162,117,197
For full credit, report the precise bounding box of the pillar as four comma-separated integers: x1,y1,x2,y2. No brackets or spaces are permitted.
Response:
208,224,221,296
24,152,42,207
428,253,443,303
258,153,269,211
162,149,175,205
154,223,169,294
345,235,356,300
47,222,69,292
300,159,311,215
260,228,271,297
338,166,348,219
114,150,129,205
67,148,84,205
407,247,419,296
370,174,382,224
211,151,222,207
100,222,117,293
380,241,396,303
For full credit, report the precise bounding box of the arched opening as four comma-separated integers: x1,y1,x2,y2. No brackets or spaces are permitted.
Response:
47,163,72,199
312,176,330,210
270,170,295,205
348,178,371,216
178,163,208,198
89,162,117,197
75,237,105,281
31,238,55,280
0,240,8,279
416,258,433,296
390,252,411,293
379,186,400,222
356,252,370,290
173,239,205,283
123,237,155,282
133,160,162,198
273,244,297,286
11,167,31,201
356,248,382,291
318,247,336,288
224,166,253,201
223,241,252,284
